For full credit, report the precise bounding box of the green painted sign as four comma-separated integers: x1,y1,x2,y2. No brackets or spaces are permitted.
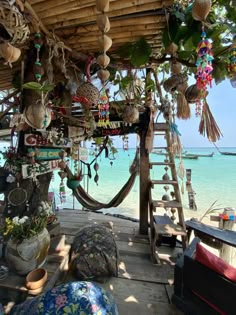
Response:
28,148,61,160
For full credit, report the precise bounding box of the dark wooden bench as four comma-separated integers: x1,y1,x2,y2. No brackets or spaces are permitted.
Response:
185,219,236,248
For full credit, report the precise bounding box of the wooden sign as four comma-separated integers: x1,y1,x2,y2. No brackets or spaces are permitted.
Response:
78,147,88,161
22,160,60,179
24,134,72,148
101,128,121,136
28,148,61,160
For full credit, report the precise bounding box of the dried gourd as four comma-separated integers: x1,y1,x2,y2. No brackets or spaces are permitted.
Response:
97,69,110,82
170,61,182,74
96,0,109,12
96,53,110,68
98,35,112,53
0,42,21,67
96,14,110,33
165,42,178,55
192,0,211,22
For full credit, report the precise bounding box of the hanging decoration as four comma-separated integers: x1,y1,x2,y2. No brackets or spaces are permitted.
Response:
33,32,44,82
93,161,99,185
0,42,21,67
76,56,99,110
58,171,67,203
96,0,112,83
0,0,30,44
227,37,236,88
195,26,214,116
97,88,110,127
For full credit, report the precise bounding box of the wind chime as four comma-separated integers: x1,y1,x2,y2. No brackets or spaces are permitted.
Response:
96,0,112,126
192,0,213,116
58,150,67,203
227,37,236,88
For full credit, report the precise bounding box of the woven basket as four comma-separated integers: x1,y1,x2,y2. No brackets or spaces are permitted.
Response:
77,82,99,110
0,0,30,44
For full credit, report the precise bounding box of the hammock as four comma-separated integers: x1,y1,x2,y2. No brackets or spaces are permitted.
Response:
66,149,139,211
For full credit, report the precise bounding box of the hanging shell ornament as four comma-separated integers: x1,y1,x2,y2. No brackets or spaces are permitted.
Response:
96,53,110,68
94,174,99,184
23,102,51,129
96,0,109,12
0,42,21,67
97,69,110,83
98,35,112,53
96,14,110,32
192,0,212,22
94,162,99,172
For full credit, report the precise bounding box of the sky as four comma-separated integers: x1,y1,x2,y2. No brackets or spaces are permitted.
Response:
112,77,236,149
176,79,236,148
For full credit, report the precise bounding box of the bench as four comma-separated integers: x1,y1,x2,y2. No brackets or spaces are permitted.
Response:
185,219,236,249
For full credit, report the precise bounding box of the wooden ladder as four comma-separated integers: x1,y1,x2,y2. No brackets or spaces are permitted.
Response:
149,122,187,264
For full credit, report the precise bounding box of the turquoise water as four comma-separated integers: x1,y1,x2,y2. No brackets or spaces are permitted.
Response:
49,147,236,218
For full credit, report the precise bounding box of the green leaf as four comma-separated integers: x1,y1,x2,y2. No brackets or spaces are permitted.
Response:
130,37,151,67
22,82,42,90
41,84,55,93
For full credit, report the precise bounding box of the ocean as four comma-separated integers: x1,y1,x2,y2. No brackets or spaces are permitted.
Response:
49,147,236,219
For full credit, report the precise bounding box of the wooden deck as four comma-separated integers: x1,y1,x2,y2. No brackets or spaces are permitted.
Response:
59,209,183,315
0,209,183,314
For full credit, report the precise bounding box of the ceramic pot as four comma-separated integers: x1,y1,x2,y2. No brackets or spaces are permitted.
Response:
5,228,50,276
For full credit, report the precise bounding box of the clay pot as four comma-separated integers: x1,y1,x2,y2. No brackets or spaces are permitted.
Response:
26,268,47,290
192,0,211,22
0,42,21,66
5,228,50,276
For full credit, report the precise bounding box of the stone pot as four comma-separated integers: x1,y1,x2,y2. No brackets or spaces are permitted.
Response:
5,228,50,275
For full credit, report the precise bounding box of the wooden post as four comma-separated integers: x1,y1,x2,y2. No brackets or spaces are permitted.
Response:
219,207,235,264
139,127,149,235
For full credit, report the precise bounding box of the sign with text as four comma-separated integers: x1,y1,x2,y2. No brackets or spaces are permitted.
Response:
22,160,60,179
24,134,72,148
28,148,61,160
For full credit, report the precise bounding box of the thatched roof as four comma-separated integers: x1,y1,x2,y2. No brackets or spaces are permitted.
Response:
0,0,173,91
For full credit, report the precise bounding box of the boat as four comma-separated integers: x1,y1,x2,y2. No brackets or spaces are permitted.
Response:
152,150,198,159
185,152,214,157
213,143,236,156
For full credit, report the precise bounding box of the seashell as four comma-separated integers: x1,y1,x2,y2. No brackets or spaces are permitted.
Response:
77,82,99,109
96,0,109,12
170,61,182,74
165,42,178,55
192,0,211,22
96,53,110,68
94,162,99,172
98,35,112,53
0,42,21,67
96,14,110,33
122,105,139,124
97,69,110,82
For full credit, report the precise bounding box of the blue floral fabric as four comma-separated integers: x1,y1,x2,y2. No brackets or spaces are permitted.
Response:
10,281,119,315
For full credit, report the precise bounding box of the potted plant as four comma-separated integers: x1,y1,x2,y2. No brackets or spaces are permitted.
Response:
1,212,50,275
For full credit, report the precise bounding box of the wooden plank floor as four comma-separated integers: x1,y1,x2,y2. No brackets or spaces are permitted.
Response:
58,209,183,315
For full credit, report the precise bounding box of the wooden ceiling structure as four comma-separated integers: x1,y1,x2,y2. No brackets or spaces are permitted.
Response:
0,0,173,91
